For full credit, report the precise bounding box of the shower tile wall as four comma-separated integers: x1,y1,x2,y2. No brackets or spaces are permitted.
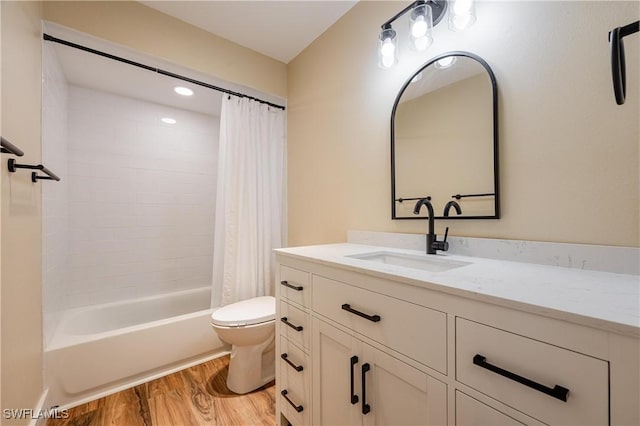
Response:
42,44,69,346
65,86,218,308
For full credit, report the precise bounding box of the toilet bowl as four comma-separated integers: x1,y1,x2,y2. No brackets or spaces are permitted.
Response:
210,296,276,394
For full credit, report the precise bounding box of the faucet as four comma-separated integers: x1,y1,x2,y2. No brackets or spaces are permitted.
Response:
443,200,462,217
413,198,449,255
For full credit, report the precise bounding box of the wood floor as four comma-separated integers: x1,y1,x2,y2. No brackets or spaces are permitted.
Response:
47,355,275,426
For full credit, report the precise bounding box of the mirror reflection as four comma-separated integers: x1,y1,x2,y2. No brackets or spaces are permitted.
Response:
391,52,499,219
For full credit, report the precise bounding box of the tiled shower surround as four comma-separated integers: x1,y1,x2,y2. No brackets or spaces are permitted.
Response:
42,47,219,344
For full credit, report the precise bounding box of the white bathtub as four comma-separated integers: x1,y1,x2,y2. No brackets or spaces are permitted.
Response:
45,287,227,408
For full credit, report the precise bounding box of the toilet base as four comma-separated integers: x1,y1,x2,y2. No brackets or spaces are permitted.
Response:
226,331,275,394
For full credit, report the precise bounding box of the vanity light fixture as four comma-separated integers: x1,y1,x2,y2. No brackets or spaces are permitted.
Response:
161,117,177,124
174,86,194,96
378,0,476,69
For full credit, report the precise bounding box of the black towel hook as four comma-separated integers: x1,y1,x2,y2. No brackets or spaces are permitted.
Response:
609,21,639,105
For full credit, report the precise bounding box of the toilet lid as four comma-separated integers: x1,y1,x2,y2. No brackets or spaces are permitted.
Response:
210,296,275,327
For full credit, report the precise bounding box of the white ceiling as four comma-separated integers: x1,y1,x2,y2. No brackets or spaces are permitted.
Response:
139,0,358,63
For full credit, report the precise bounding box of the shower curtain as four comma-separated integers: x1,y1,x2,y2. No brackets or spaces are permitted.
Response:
211,96,286,307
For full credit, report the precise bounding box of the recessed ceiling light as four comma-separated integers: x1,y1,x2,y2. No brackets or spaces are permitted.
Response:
161,117,177,124
174,86,194,96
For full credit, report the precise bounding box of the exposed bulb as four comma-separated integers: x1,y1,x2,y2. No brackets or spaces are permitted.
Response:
435,56,457,69
452,14,472,30
453,0,473,15
381,38,395,57
378,26,397,69
413,36,432,51
381,55,394,69
411,15,428,38
449,0,476,31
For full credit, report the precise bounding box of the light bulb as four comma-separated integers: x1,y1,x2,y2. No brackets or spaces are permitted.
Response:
378,26,397,69
381,38,395,57
413,36,432,51
161,117,177,124
411,16,428,38
435,56,457,69
410,3,433,51
449,0,476,31
452,14,472,30
453,0,473,15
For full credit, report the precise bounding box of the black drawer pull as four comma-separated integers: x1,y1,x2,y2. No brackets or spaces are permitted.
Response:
342,304,381,322
281,353,304,372
281,280,303,291
361,363,371,415
281,389,304,413
350,356,359,404
473,354,569,402
281,317,303,332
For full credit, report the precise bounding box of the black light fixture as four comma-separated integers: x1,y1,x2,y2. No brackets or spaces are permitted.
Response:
378,0,476,69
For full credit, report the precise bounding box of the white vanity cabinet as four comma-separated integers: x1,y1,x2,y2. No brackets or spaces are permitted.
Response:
311,318,447,426
275,246,640,426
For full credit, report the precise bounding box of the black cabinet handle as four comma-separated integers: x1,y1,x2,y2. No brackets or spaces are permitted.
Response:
281,317,303,332
341,304,381,322
281,280,303,291
281,389,304,413
350,356,359,404
473,354,569,402
361,363,371,415
281,353,304,372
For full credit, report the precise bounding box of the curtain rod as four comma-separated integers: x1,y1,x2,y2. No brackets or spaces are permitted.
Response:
43,33,286,111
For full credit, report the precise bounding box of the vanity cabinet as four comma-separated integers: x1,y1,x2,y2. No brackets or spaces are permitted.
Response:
277,266,312,426
311,318,447,426
275,249,639,426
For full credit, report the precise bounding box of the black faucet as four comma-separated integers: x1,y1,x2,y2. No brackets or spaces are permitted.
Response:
443,200,462,217
413,198,449,255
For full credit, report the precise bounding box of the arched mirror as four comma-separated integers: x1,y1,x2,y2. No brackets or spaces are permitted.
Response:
391,51,499,219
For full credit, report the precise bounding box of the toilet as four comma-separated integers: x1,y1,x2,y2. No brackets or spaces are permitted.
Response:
210,295,276,394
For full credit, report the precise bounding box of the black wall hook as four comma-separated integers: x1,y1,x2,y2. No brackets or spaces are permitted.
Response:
609,21,639,105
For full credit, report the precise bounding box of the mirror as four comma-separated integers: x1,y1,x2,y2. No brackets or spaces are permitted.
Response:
391,51,499,220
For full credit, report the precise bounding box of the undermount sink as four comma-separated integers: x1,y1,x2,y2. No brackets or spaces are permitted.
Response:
347,251,471,273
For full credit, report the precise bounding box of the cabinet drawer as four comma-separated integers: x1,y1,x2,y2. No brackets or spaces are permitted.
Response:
279,265,310,308
279,301,310,351
456,318,608,425
279,336,310,425
312,275,447,374
456,391,525,426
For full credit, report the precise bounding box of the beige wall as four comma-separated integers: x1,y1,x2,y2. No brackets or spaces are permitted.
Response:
288,1,640,247
1,1,44,422
42,1,287,99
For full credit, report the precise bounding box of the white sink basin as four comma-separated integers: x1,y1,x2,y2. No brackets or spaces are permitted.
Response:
347,251,471,273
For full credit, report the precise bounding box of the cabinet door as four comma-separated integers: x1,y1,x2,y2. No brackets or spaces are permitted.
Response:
362,344,447,426
312,318,361,426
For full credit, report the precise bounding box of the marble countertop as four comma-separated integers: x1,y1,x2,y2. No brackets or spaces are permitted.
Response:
275,243,640,337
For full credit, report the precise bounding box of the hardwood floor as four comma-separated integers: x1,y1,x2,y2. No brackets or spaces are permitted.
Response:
47,355,275,426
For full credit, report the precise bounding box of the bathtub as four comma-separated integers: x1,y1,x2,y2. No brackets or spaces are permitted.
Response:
45,287,227,408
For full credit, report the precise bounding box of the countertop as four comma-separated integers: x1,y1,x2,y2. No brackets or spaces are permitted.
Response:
275,243,640,338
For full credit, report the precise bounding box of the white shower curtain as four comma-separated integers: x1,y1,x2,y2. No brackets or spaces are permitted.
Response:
211,95,286,307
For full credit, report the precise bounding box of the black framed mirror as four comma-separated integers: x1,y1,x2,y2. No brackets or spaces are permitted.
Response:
391,51,499,220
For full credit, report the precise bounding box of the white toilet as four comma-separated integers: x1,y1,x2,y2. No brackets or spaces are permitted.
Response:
210,295,276,394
